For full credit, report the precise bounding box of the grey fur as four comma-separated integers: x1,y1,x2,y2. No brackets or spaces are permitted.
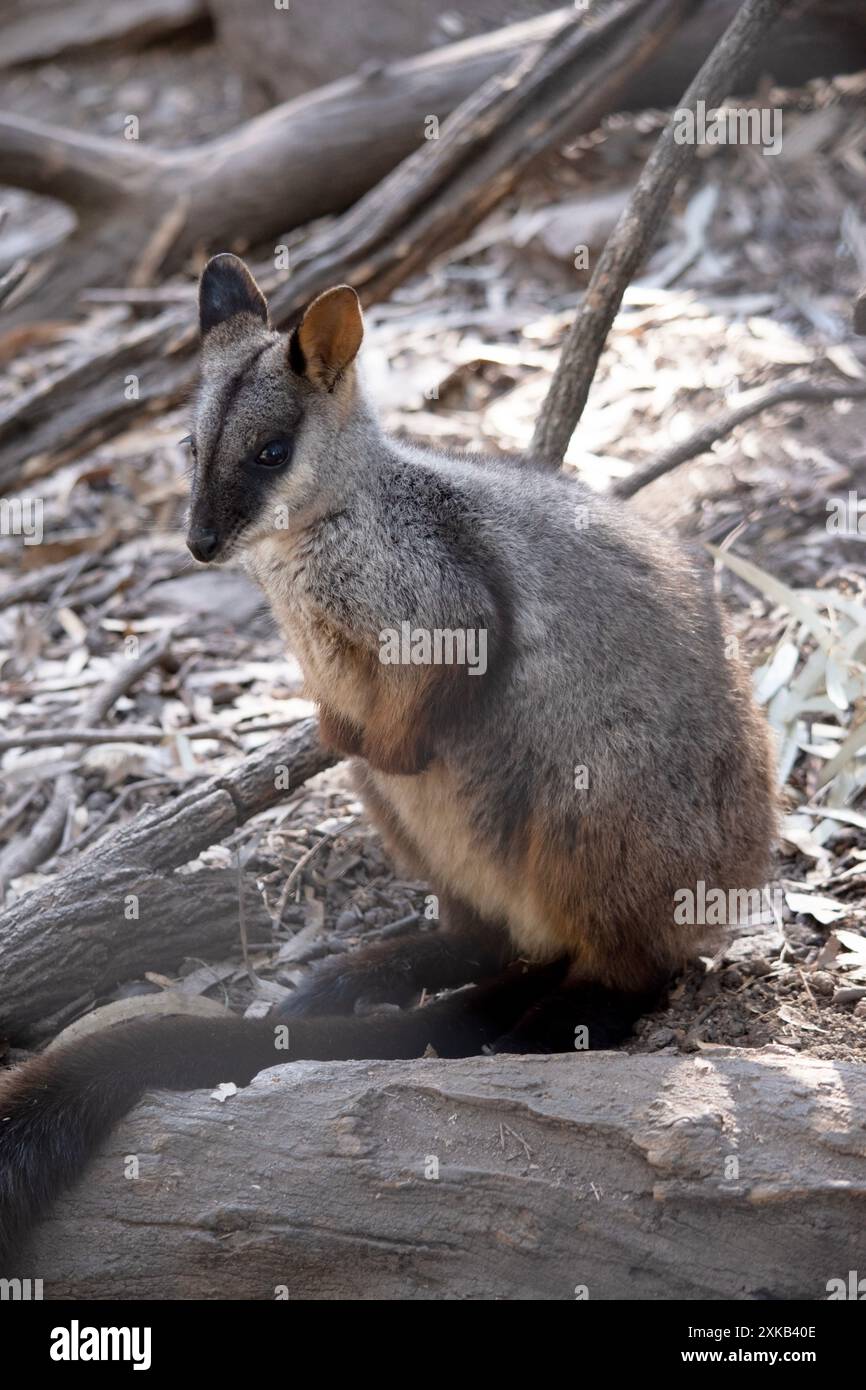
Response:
188,255,776,990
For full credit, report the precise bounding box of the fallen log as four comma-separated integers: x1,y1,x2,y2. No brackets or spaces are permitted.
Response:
0,0,691,487
4,2,866,330
210,0,563,105
210,0,866,109
13,1050,866,1299
0,0,208,67
269,0,694,318
0,718,335,1041
9,871,276,1044
0,9,572,328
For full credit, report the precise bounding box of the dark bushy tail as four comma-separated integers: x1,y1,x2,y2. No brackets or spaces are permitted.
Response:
0,959,567,1268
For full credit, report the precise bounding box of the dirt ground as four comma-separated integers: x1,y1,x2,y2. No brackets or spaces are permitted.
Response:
1,37,866,1062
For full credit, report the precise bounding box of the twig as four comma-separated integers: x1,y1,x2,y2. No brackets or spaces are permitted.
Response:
81,629,176,727
130,195,191,289
501,1123,533,1162
271,817,357,929
796,967,821,1017
614,377,866,499
0,553,102,610
0,629,174,896
0,257,29,309
0,787,40,842
237,848,252,977
79,285,198,305
0,722,241,753
59,562,136,612
230,717,310,735
45,551,94,616
530,0,797,467
362,912,421,942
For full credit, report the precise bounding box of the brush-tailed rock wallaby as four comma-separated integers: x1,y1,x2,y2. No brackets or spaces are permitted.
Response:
0,254,776,1267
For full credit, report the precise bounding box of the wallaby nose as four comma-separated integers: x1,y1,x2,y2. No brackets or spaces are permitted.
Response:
188,528,220,562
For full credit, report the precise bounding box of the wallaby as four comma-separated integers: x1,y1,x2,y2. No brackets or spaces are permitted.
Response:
0,253,776,1268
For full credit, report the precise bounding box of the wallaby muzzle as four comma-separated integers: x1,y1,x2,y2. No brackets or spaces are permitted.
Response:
187,526,220,563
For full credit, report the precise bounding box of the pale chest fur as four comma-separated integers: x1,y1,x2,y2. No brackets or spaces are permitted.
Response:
368,764,559,960
246,534,372,725
247,538,557,960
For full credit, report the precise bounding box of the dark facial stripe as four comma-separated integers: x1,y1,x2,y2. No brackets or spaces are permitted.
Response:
201,338,275,461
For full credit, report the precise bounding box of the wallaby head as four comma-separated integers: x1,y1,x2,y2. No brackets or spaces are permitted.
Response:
186,253,365,563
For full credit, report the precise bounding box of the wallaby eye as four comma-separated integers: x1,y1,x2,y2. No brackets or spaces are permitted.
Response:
256,439,291,468
180,434,197,460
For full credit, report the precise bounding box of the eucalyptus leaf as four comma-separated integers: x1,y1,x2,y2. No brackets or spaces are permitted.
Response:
707,546,834,652
754,640,799,704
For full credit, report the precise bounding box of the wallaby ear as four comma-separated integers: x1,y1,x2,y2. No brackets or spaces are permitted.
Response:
291,286,363,389
199,253,269,336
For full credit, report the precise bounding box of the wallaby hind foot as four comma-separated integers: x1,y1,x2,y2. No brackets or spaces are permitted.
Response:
489,976,669,1054
282,896,511,1016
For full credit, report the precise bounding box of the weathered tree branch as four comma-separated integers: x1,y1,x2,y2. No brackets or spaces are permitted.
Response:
614,377,866,499
0,113,163,210
269,0,697,322
0,718,335,1041
0,630,175,896
0,10,573,327
14,1050,865,1299
0,0,208,68
530,0,798,468
0,309,194,492
0,0,695,488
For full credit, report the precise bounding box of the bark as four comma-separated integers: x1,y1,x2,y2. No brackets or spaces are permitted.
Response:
14,1050,866,1300
0,719,335,1041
